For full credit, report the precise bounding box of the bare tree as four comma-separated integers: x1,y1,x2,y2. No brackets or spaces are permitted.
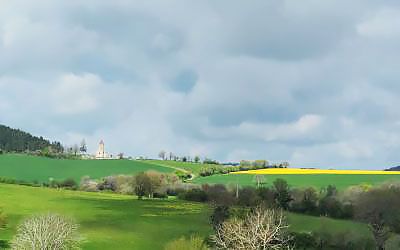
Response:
79,139,87,154
158,150,166,160
11,213,81,250
72,144,79,156
211,206,292,250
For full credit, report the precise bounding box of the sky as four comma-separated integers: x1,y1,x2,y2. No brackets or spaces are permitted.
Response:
1,0,400,168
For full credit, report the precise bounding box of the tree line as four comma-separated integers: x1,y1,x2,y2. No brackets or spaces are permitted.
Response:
0,124,63,153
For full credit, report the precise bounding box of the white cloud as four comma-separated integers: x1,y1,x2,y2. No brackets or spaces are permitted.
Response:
1,1,400,168
51,73,101,115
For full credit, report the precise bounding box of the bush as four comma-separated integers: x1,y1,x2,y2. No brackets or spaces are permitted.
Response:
11,213,81,249
179,188,208,202
165,235,208,250
60,178,78,190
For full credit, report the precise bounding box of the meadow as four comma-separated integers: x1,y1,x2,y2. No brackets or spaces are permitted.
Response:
193,173,400,190
0,183,373,249
0,154,173,183
1,154,400,190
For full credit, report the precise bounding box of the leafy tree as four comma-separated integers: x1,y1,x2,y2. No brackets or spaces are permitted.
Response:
134,172,152,199
273,179,292,210
211,206,230,230
194,155,200,163
0,124,62,153
354,185,400,249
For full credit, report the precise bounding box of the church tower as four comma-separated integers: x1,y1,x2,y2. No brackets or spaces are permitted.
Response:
96,140,105,159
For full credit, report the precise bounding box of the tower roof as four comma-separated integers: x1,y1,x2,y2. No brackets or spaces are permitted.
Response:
99,140,104,144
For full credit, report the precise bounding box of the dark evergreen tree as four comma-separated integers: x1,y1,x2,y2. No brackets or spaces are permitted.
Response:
0,124,63,153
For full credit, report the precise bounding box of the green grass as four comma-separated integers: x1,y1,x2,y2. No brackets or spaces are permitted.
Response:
146,160,213,175
0,184,373,249
0,154,173,183
192,173,400,190
0,183,212,250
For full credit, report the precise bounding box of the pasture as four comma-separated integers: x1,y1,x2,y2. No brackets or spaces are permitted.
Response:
0,184,372,249
0,154,173,183
192,173,400,190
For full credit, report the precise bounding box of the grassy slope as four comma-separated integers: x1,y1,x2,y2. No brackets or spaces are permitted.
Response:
0,184,372,249
146,160,210,175
0,154,173,183
192,173,400,190
0,184,211,250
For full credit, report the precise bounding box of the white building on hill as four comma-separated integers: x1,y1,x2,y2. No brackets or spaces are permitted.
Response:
96,140,109,159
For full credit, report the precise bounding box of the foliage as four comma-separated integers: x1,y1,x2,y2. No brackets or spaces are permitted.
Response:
354,184,400,249
210,206,230,230
11,213,81,250
164,235,208,250
273,179,292,210
0,124,63,153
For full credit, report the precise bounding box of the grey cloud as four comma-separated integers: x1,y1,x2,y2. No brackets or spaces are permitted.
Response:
2,0,400,168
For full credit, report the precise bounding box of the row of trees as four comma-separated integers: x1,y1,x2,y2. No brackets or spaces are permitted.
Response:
158,150,217,164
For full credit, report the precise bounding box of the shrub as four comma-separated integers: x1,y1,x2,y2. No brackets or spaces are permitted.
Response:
165,235,208,250
11,213,81,250
179,188,208,202
60,178,78,190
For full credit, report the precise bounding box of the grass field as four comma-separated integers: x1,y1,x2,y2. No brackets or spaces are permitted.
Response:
234,168,400,175
0,184,373,249
0,154,173,183
0,183,211,249
146,160,211,175
193,173,400,190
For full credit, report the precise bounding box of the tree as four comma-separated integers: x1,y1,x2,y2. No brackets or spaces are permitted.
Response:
354,186,400,250
194,156,200,163
211,206,292,250
79,139,87,154
72,144,79,156
253,175,265,188
273,179,292,210
158,150,166,160
134,172,152,199
211,206,230,230
11,213,81,250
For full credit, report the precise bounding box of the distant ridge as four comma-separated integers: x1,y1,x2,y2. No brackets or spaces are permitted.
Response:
0,124,62,152
385,166,400,171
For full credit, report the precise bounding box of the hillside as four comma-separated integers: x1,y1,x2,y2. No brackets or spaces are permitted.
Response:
0,183,372,249
0,124,62,152
0,154,174,183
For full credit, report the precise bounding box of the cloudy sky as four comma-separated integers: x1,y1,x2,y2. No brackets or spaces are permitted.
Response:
2,0,400,168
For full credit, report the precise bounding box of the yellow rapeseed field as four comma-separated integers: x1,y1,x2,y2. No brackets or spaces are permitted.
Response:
232,168,400,175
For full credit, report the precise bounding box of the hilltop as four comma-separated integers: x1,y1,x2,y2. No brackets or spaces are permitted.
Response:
0,124,62,153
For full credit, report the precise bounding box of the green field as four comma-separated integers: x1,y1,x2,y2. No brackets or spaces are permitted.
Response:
0,154,173,183
192,173,400,190
146,160,211,175
1,154,399,191
0,184,373,249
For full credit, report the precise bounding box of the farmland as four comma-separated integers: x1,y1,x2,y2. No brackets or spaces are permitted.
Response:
0,183,373,249
1,154,400,190
0,154,173,183
193,173,400,190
